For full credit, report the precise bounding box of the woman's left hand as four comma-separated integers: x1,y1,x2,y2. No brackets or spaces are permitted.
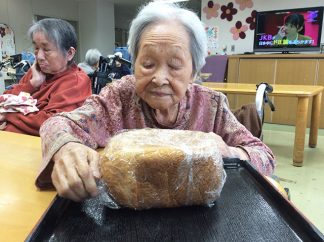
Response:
213,133,249,160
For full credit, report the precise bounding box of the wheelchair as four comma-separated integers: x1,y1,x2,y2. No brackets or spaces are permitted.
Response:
90,54,132,95
233,82,275,140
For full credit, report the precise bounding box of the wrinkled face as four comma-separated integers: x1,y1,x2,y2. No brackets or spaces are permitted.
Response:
134,20,194,112
33,31,75,74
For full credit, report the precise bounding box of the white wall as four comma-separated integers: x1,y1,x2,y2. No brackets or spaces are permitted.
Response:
78,0,115,59
201,0,324,54
0,0,115,63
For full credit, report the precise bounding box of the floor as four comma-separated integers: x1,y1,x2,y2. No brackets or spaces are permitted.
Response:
262,123,324,234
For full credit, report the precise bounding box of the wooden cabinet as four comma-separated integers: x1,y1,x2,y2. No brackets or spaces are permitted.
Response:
227,54,324,128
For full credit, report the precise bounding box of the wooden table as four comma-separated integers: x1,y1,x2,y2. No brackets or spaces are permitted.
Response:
0,131,56,242
202,82,324,167
1,132,322,240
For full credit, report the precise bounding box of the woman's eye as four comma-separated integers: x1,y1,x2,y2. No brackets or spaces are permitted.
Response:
169,64,181,70
143,63,154,69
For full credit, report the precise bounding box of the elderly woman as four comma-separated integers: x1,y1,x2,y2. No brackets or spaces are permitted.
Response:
37,2,275,201
0,18,92,136
78,48,102,75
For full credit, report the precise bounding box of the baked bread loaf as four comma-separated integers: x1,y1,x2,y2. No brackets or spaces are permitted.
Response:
100,129,226,210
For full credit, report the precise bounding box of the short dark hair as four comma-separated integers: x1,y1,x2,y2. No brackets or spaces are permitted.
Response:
285,13,305,35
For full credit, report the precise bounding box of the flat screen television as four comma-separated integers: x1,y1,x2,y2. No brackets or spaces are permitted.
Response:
253,6,324,53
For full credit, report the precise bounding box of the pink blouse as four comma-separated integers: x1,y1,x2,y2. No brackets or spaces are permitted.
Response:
37,75,275,188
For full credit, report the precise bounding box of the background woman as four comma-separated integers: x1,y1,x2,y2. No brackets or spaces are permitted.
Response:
0,18,92,136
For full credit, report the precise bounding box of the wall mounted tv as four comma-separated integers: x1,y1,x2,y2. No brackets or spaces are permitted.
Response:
253,6,323,53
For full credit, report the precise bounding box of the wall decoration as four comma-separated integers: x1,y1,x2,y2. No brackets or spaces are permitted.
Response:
0,24,15,59
203,1,220,20
246,10,257,30
230,21,248,40
220,2,237,21
235,0,254,11
205,26,219,55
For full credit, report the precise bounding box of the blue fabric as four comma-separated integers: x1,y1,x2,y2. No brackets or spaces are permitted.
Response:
21,51,35,65
114,47,131,62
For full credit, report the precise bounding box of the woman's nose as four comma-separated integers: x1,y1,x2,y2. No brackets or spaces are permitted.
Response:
36,49,45,60
152,66,169,86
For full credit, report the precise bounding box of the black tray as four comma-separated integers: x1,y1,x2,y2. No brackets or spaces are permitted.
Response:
26,159,324,242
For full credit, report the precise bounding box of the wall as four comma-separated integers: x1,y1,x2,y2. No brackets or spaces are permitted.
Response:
0,0,115,62
78,0,115,59
201,0,324,54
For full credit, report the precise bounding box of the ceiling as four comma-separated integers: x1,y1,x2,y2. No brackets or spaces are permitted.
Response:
114,0,201,16
113,0,200,7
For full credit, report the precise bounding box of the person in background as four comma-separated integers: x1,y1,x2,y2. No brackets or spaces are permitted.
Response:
109,51,131,80
36,2,275,201
78,48,102,75
273,13,312,41
0,18,92,136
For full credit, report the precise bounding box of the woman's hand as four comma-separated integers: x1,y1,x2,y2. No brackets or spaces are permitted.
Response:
51,142,101,202
0,113,5,122
30,63,46,88
0,113,6,130
213,133,249,160
276,25,286,39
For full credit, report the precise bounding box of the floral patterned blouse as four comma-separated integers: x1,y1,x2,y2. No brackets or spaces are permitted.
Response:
36,75,275,188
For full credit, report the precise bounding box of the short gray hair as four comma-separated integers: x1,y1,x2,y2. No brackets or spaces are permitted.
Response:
127,2,207,77
28,18,77,57
85,48,101,66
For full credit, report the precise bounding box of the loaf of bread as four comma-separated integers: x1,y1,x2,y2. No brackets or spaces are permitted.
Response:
99,129,226,210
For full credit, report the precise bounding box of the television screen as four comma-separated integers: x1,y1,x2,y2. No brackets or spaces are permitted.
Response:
253,7,323,53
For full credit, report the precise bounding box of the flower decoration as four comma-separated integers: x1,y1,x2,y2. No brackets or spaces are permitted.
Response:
203,1,220,20
220,2,237,21
235,0,254,11
246,10,257,30
0,27,5,38
230,21,248,40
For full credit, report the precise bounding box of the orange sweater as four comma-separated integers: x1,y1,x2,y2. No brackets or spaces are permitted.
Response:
3,64,91,136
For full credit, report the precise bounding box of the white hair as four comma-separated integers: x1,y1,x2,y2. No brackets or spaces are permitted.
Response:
127,1,207,77
85,48,101,66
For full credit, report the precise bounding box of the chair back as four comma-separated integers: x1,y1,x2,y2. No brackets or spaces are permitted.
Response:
200,55,228,82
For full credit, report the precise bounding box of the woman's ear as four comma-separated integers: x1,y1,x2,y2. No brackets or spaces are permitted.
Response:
297,25,304,33
67,47,76,61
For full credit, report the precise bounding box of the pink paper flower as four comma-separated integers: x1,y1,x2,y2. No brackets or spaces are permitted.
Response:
235,0,254,11
230,21,248,40
203,1,220,19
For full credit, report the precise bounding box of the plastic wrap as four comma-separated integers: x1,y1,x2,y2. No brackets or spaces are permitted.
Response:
99,128,227,210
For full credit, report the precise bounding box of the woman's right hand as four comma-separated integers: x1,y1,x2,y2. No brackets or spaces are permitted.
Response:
51,142,101,202
276,25,286,39
30,62,46,88
0,113,5,122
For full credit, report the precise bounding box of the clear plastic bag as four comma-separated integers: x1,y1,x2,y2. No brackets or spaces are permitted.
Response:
99,128,227,210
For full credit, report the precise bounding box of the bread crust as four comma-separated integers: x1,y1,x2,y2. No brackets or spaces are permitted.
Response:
100,129,226,209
